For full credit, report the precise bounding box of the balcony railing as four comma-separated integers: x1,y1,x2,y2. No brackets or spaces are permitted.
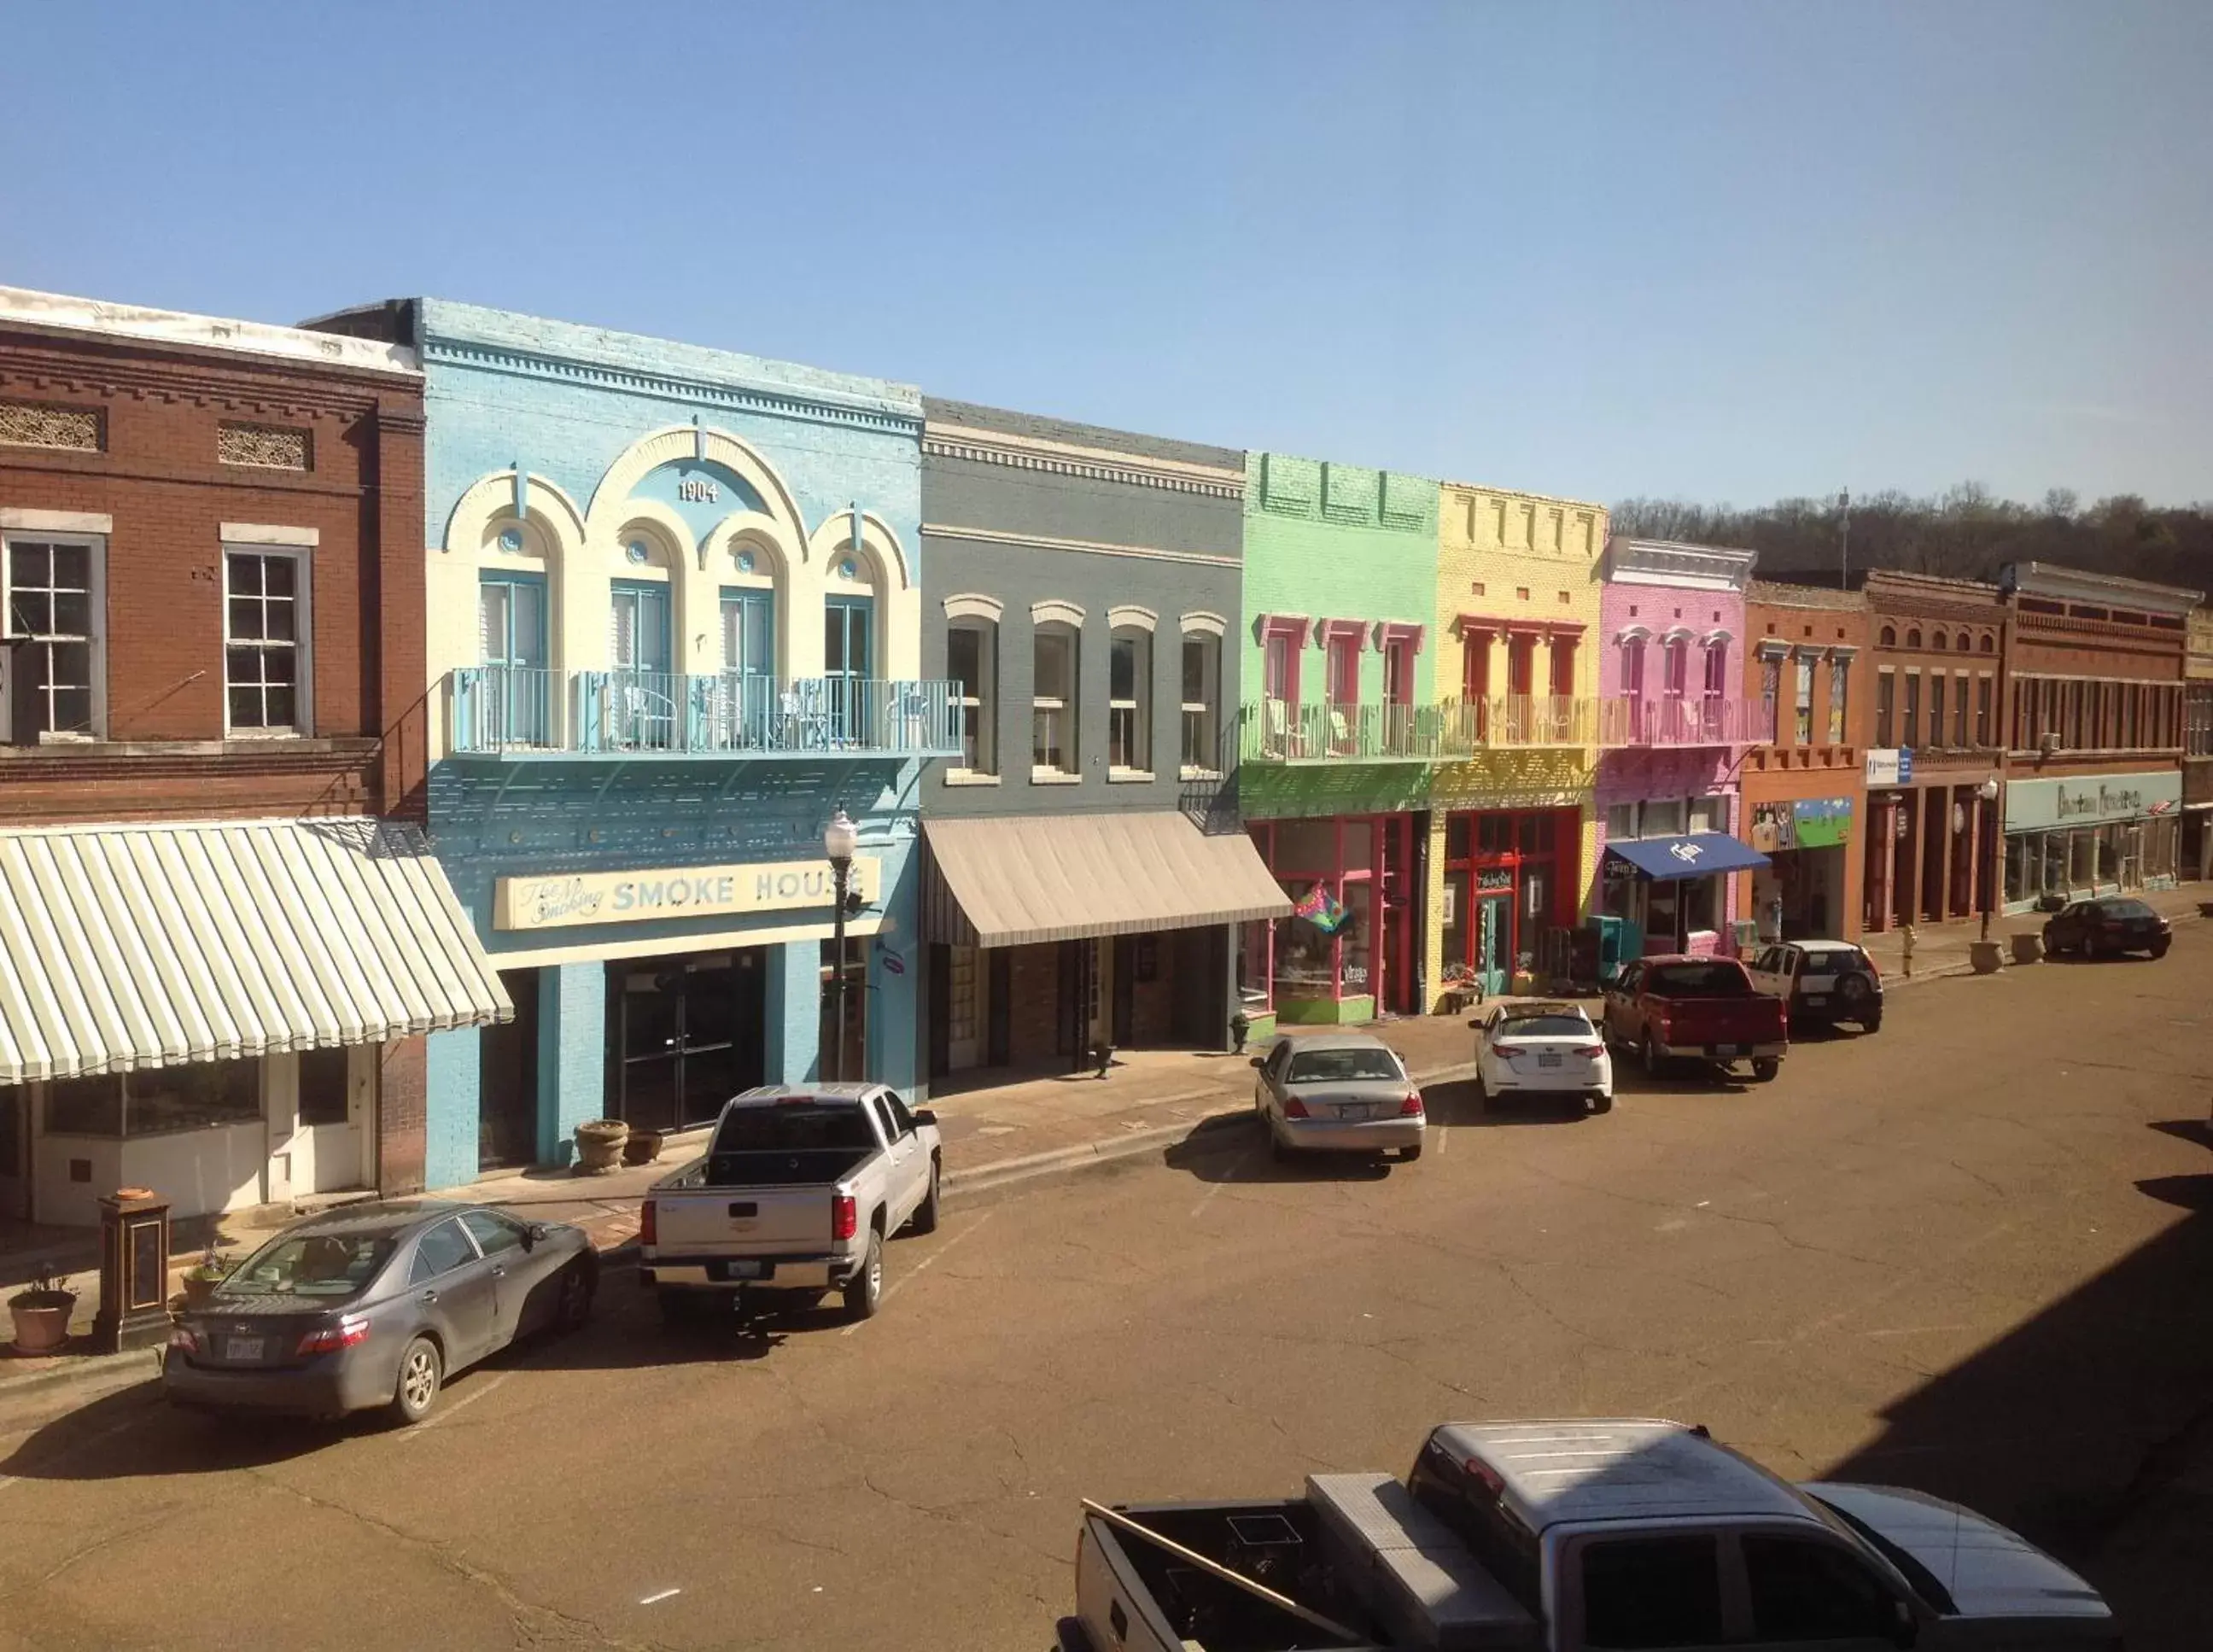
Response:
1598,694,1766,748
448,668,965,759
1241,699,1439,763
1437,696,1603,753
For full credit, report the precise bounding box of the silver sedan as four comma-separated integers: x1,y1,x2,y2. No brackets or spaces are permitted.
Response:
1251,1033,1425,1161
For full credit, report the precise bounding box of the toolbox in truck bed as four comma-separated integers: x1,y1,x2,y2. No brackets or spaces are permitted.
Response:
1306,1474,1539,1652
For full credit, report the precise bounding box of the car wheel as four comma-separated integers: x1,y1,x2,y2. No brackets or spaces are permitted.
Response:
1270,1131,1293,1163
1861,1007,1883,1034
1473,1068,1491,1112
1642,1032,1664,1080
553,1259,595,1334
390,1335,442,1425
2151,938,2171,959
908,1159,941,1235
2084,932,2105,960
842,1229,885,1322
1750,1057,1781,1083
1588,1091,1614,1115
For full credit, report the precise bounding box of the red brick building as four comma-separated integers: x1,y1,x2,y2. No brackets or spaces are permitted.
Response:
1860,572,2008,933
1734,581,1873,941
0,287,505,1226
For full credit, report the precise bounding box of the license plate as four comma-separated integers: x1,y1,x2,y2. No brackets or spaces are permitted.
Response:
712,1259,768,1281
1334,1102,1370,1119
225,1336,264,1362
1714,1044,1746,1058
1538,1053,1562,1068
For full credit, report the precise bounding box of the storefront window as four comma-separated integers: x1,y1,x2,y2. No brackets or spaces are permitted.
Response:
1272,883,1334,1000
46,1075,123,1136
2097,825,2122,884
2042,832,2068,896
2070,829,2097,890
44,1059,260,1137
1273,818,1338,872
1239,921,1272,1013
1442,869,1470,977
1688,795,1726,834
2004,834,2029,905
1340,884,1375,996
1644,797,1687,838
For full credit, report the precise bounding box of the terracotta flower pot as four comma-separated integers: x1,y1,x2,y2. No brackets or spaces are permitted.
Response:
182,1274,223,1311
622,1128,664,1167
9,1293,77,1355
574,1118,629,1176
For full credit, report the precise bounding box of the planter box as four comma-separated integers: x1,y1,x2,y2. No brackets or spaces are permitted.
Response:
2011,933,2044,965
1968,939,2004,974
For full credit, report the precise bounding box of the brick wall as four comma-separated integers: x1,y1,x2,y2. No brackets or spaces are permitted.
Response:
1005,943,1063,1067
377,1035,428,1195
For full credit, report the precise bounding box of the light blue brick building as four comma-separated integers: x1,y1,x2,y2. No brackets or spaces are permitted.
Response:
312,300,955,1188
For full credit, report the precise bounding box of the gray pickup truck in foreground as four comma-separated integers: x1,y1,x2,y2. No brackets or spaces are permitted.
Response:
1060,1418,2118,1651
639,1084,941,1323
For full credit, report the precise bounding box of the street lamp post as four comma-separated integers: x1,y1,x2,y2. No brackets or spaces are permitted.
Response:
1977,778,2000,941
824,808,859,1083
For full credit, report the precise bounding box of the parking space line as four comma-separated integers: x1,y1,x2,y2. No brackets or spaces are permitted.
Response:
841,1210,995,1337
398,1369,512,1436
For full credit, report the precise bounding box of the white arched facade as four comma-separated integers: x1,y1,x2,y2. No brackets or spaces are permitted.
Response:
435,425,919,715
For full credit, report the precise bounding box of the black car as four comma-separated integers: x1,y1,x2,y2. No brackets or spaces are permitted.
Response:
2042,896,2172,960
164,1200,597,1424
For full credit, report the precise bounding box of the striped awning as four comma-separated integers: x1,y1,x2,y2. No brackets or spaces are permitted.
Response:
0,816,511,1083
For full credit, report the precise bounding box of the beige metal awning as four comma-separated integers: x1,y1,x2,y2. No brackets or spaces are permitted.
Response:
0,816,512,1083
923,812,1291,949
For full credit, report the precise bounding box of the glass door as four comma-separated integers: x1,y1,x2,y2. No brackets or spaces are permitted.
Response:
478,573,548,745
1476,896,1510,996
610,581,674,749
825,594,873,744
719,587,775,747
612,953,765,1134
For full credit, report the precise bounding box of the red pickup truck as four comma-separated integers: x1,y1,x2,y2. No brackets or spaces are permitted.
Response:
1600,955,1788,1082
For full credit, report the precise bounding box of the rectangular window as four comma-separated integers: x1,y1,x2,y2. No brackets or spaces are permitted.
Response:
2187,686,2213,758
1549,637,1576,698
1642,797,1686,838
1702,642,1727,702
1327,633,1361,706
1953,673,1969,747
1604,802,1637,841
1463,632,1491,702
1264,628,1298,705
1032,623,1077,775
1875,668,1895,748
1976,674,1993,746
1793,657,1813,744
44,1059,262,1138
1622,639,1645,699
1507,634,1536,698
1928,674,1947,750
1902,671,1921,749
3,534,101,742
720,587,774,679
1662,639,1688,699
1828,657,1848,744
1384,636,1416,705
1688,794,1725,834
224,548,309,734
1760,656,1783,743
1181,632,1221,775
947,621,996,775
1109,628,1151,773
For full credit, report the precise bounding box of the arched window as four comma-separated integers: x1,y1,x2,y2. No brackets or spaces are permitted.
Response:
1979,632,1995,654
1109,623,1152,774
1032,620,1079,776
1931,631,1948,651
1906,628,1923,648
1879,625,1896,646
1955,631,1972,651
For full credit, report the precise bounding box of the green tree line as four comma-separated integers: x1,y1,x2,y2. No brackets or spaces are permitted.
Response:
1611,486,2213,597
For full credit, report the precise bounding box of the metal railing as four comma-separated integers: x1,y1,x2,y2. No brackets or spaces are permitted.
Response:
1598,694,1766,748
1437,695,1603,753
448,668,965,758
1241,699,1441,763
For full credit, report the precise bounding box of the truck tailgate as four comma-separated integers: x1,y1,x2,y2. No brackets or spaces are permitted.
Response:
652,1185,837,1254
1663,996,1785,1045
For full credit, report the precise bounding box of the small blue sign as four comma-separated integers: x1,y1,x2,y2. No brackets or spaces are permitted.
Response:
1897,748,1914,783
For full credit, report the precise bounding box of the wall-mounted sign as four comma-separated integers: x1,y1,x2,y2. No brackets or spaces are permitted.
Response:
1790,797,1854,848
494,855,881,932
2005,771,2181,832
1865,749,1913,786
1476,867,1515,891
1748,802,1796,854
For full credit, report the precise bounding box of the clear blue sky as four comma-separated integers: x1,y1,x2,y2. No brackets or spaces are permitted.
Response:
6,1,2207,508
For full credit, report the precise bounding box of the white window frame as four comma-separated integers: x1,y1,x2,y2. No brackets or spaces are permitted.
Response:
946,617,998,778
1687,793,1726,835
1180,628,1222,779
222,543,313,737
2,529,107,743
1108,625,1152,779
1031,621,1079,779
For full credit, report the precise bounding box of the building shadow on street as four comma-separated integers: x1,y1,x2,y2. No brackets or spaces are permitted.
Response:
1819,1117,2213,1650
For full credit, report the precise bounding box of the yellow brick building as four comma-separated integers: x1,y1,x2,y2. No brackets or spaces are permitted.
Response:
1423,483,1609,1003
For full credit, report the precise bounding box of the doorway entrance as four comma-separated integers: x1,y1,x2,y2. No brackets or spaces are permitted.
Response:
480,969,540,1170
610,950,766,1133
0,1084,26,1219
290,1047,361,1194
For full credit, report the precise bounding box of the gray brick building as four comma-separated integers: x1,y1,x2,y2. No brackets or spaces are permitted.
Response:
915,400,1286,1083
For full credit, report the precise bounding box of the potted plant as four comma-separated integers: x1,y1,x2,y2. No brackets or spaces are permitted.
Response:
1968,938,2004,974
9,1264,77,1355
622,1127,665,1167
1228,1010,1252,1054
180,1246,235,1311
574,1118,629,1176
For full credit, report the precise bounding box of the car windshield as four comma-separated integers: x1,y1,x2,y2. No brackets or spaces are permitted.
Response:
1646,962,1753,995
711,1104,874,1153
2098,899,2154,919
1287,1048,1404,1083
1495,1014,1591,1038
217,1231,397,1299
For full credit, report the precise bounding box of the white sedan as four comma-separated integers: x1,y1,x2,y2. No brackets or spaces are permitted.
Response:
1474,1001,1614,1114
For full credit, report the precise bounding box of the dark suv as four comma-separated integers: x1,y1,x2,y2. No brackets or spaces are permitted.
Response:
2043,896,2172,960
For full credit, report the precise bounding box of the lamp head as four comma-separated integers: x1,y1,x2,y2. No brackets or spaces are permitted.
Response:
823,808,859,863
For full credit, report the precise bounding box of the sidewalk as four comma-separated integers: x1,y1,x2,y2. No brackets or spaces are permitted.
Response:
1858,883,2209,984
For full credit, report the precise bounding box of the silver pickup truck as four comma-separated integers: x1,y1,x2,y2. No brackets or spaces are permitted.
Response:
1060,1417,2118,1651
639,1083,941,1324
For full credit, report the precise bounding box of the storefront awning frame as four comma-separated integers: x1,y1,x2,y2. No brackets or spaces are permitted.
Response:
1604,833,1770,883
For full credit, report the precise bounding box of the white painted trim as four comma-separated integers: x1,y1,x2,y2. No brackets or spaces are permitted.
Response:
1106,604,1158,633
942,770,1001,787
1180,610,1229,637
923,522,1240,569
0,508,112,534
1031,598,1086,628
1030,770,1083,785
490,914,883,972
942,593,1005,622
924,421,1245,495
220,542,314,737
0,284,420,377
220,522,320,548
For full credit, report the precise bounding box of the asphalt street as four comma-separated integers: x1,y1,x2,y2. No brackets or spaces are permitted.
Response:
3,926,2210,1651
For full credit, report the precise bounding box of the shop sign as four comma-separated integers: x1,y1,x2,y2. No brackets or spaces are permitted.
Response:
1790,797,1854,848
1475,867,1514,891
2004,771,2182,832
493,855,882,931
1865,749,1912,786
1748,802,1796,854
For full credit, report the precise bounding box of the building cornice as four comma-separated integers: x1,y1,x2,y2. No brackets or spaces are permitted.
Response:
419,338,922,439
920,522,1239,569
925,422,1245,499
2000,561,2203,615
1603,535,1757,592
1,285,418,377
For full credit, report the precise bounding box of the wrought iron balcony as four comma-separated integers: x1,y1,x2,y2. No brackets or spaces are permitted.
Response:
1436,696,1604,754
1241,699,1441,763
1598,694,1767,748
447,668,966,760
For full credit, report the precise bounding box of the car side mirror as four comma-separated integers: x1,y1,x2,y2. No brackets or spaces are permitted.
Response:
523,1223,546,1250
1889,1598,1918,1649
1249,1056,1265,1068
1466,1018,1484,1030
911,1108,937,1130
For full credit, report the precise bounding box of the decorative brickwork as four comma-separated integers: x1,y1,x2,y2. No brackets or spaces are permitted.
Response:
0,400,102,450
217,420,310,470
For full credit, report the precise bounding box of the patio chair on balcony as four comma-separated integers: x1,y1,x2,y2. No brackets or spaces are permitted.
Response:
610,679,677,750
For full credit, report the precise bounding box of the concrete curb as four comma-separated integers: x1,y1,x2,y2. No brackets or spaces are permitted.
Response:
0,1346,162,1416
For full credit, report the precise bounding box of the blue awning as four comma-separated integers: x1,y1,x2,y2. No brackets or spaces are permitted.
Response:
1605,833,1769,881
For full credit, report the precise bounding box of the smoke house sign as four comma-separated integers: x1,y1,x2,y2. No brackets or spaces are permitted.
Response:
494,856,882,931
